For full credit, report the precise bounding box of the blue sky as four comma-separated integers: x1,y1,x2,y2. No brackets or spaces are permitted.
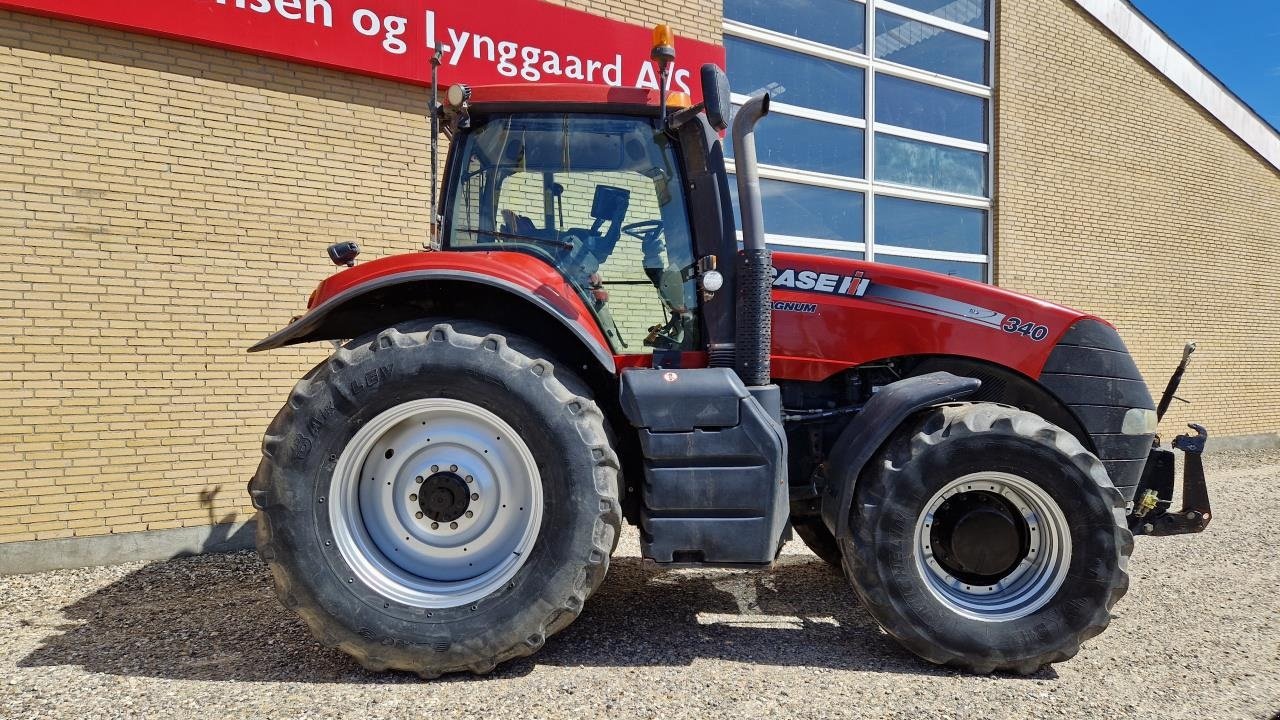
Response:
1131,0,1280,130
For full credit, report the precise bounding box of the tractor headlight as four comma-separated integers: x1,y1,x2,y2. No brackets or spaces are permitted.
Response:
1121,408,1158,435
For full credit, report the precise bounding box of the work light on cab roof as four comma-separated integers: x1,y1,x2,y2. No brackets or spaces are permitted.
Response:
446,83,470,109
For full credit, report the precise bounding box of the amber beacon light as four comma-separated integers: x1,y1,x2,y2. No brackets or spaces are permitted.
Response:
651,24,676,63
651,24,677,122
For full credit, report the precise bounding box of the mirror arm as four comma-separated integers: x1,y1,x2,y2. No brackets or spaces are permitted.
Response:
667,102,706,131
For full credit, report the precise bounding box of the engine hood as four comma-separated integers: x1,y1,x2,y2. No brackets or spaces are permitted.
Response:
767,250,1099,382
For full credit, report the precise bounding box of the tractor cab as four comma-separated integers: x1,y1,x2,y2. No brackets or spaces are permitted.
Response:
427,71,794,569
440,108,701,353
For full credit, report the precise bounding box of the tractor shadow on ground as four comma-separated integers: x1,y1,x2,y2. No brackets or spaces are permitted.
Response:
18,549,1057,683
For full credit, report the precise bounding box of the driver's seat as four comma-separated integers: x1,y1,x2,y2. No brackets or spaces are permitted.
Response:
499,209,538,236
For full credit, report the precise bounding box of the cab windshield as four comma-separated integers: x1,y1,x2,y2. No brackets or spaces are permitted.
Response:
444,113,699,353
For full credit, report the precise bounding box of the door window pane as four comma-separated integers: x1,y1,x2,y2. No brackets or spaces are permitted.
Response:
876,133,987,196
885,0,987,30
725,0,866,53
725,36,865,117
727,110,864,177
730,178,865,243
876,254,985,281
874,10,987,84
446,114,701,352
875,196,986,254
875,74,986,143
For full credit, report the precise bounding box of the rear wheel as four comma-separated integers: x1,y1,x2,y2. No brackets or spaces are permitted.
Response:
250,322,621,676
842,403,1131,674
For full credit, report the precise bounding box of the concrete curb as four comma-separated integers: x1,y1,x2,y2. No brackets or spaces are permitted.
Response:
0,520,256,576
1204,432,1280,452
0,433,1274,575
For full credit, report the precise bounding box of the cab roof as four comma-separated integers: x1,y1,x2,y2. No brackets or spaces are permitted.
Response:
466,84,692,114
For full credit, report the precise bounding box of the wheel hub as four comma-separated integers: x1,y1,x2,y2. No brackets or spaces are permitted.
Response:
914,472,1072,621
420,471,470,522
327,398,542,608
930,491,1027,582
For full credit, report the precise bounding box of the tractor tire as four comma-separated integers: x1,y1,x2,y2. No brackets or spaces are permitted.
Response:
841,403,1131,674
249,322,621,677
792,518,842,568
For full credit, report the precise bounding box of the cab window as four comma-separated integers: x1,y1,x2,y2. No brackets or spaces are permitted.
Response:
445,114,699,353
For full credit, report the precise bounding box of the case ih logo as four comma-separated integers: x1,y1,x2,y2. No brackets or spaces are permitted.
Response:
772,268,870,298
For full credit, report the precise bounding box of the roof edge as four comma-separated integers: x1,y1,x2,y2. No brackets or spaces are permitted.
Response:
1072,0,1280,172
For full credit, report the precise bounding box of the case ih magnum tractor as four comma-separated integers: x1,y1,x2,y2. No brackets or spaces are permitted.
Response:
247,34,1211,677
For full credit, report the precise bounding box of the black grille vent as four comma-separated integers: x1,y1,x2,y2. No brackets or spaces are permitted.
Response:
1040,320,1155,497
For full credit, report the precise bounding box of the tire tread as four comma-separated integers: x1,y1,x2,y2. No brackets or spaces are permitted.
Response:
841,402,1132,674
249,323,621,677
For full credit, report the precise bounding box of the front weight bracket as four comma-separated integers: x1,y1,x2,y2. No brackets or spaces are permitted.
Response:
1132,423,1212,537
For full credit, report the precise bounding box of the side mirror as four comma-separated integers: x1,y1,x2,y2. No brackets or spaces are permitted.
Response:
327,241,360,267
700,64,731,132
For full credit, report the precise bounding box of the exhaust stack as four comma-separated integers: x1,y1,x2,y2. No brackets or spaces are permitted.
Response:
730,93,772,388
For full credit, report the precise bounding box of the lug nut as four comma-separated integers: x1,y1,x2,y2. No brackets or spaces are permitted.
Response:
471,493,479,501
415,512,424,519
415,476,424,484
465,475,473,483
410,494,418,502
431,522,439,530
449,464,458,472
449,522,458,529
431,465,439,473
465,511,474,518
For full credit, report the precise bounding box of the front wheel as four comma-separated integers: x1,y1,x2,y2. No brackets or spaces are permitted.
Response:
842,403,1132,674
249,322,621,677
792,518,842,568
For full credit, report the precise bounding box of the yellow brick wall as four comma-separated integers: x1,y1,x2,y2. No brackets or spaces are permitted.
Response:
8,0,1277,547
557,0,720,44
0,3,721,544
994,1,1280,440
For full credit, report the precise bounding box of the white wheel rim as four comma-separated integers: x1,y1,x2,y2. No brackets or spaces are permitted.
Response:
913,471,1072,622
328,398,542,608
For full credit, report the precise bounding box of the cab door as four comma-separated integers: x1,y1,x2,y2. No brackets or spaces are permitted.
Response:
444,112,704,356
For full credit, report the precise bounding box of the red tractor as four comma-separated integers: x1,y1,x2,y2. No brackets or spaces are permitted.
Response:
247,37,1211,677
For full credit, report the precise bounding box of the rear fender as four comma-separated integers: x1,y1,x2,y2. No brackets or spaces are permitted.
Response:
248,269,616,374
820,371,981,538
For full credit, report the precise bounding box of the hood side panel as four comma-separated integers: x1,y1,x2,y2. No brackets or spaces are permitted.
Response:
767,251,1094,381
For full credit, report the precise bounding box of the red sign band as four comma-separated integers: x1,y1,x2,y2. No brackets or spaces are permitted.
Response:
0,0,723,97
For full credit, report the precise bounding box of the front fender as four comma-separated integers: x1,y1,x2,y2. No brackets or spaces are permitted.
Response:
248,258,616,374
820,371,982,538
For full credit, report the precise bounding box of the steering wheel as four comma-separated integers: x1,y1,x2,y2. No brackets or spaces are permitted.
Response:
621,220,664,242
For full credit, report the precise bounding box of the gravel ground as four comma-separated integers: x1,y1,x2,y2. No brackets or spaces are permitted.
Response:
1,450,1277,720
